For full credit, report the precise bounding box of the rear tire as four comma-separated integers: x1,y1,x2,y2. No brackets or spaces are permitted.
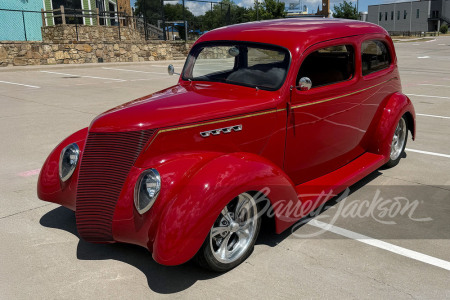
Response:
196,192,261,272
384,115,408,168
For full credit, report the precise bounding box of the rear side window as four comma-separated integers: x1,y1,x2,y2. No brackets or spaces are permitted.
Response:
297,44,354,88
361,40,391,76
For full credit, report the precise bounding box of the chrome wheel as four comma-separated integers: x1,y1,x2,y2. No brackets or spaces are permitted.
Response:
390,117,407,161
209,193,258,264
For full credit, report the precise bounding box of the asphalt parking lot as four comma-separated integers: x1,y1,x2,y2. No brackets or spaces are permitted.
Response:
1,36,449,299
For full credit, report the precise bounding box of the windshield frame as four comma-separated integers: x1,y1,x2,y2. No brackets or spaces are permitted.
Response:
181,41,292,91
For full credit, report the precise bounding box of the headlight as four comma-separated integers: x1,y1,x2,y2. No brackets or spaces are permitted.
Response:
59,143,80,182
134,169,161,214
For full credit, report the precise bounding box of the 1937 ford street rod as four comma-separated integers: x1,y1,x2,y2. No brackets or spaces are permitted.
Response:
38,19,416,271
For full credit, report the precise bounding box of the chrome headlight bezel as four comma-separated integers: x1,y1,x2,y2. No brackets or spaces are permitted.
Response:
134,169,161,214
59,143,80,182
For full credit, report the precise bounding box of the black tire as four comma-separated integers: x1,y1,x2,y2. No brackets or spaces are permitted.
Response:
196,192,261,272
384,115,408,168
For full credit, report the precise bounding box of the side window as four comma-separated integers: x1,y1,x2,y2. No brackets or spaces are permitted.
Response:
361,40,391,76
297,45,354,88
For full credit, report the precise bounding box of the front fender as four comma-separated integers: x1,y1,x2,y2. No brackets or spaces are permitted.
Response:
152,152,298,266
37,127,88,210
368,92,416,159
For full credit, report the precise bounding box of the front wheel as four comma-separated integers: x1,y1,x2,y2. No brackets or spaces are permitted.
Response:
384,115,408,168
196,192,261,272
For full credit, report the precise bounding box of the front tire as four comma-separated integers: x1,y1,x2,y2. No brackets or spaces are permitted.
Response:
196,192,261,272
384,115,408,168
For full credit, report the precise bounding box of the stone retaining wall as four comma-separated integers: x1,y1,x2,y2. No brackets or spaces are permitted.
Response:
0,41,193,67
41,25,145,43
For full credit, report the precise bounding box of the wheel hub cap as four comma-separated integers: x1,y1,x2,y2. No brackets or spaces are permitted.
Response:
209,193,258,264
230,222,239,233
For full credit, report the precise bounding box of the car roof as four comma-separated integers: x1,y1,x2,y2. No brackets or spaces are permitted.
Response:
195,18,388,54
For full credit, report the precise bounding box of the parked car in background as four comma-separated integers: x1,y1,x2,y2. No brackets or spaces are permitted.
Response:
38,19,415,272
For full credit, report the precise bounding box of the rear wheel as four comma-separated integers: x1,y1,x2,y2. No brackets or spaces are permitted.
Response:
384,115,408,168
196,192,261,272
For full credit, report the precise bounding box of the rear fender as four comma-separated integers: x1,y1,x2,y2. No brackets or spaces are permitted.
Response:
368,92,416,159
152,152,298,266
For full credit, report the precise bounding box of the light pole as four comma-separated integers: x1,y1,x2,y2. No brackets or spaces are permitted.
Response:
409,0,413,33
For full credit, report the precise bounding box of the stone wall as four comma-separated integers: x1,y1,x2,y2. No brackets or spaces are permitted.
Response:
41,25,145,43
0,41,193,67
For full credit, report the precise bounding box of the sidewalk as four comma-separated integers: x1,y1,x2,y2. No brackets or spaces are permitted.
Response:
0,59,185,72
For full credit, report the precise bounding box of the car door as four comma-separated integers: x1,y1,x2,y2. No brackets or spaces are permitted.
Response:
284,39,365,185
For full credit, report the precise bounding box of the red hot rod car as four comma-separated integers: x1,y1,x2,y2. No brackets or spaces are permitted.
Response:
38,19,415,271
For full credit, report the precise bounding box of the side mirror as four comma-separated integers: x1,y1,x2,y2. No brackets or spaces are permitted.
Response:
298,77,312,91
168,64,175,76
168,64,180,76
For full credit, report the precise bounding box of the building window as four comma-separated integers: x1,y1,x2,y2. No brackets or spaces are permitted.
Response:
416,9,419,18
391,11,394,20
52,0,82,25
404,10,407,19
385,12,388,21
361,40,391,76
397,10,400,20
379,12,382,21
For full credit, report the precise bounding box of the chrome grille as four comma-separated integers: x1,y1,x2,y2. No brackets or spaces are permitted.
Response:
76,130,155,242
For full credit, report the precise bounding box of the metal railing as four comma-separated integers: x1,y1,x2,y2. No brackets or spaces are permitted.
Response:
1,0,241,42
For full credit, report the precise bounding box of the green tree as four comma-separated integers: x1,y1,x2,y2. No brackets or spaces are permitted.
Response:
134,0,163,25
164,3,195,22
250,0,286,20
332,0,358,20
199,0,252,31
440,24,448,34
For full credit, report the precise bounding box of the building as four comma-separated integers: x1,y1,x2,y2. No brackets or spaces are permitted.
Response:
43,0,130,26
0,1,44,41
367,0,450,33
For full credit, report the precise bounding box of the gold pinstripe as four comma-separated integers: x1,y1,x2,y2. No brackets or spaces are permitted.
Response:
145,109,279,150
291,77,397,109
145,77,397,149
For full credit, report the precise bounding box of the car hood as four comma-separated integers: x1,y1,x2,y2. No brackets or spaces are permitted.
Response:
89,82,280,132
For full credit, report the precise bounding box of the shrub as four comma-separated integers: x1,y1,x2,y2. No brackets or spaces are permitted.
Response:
440,24,448,34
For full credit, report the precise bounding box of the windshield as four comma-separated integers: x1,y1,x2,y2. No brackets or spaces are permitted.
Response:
182,42,290,90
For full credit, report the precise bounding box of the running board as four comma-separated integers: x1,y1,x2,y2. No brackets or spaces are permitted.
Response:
277,153,386,233
297,152,386,197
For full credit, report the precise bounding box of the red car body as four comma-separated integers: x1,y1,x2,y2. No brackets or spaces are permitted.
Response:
38,19,416,266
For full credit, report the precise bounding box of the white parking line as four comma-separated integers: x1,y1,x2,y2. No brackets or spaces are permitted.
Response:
40,70,126,81
102,67,166,75
150,64,184,68
417,113,450,119
406,94,450,100
308,220,450,271
418,84,450,88
405,148,450,158
0,80,40,89
417,56,430,59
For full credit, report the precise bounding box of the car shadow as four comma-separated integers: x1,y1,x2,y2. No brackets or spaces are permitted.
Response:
39,207,219,294
39,169,382,293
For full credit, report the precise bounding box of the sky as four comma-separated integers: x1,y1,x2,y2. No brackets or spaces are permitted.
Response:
130,0,403,17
